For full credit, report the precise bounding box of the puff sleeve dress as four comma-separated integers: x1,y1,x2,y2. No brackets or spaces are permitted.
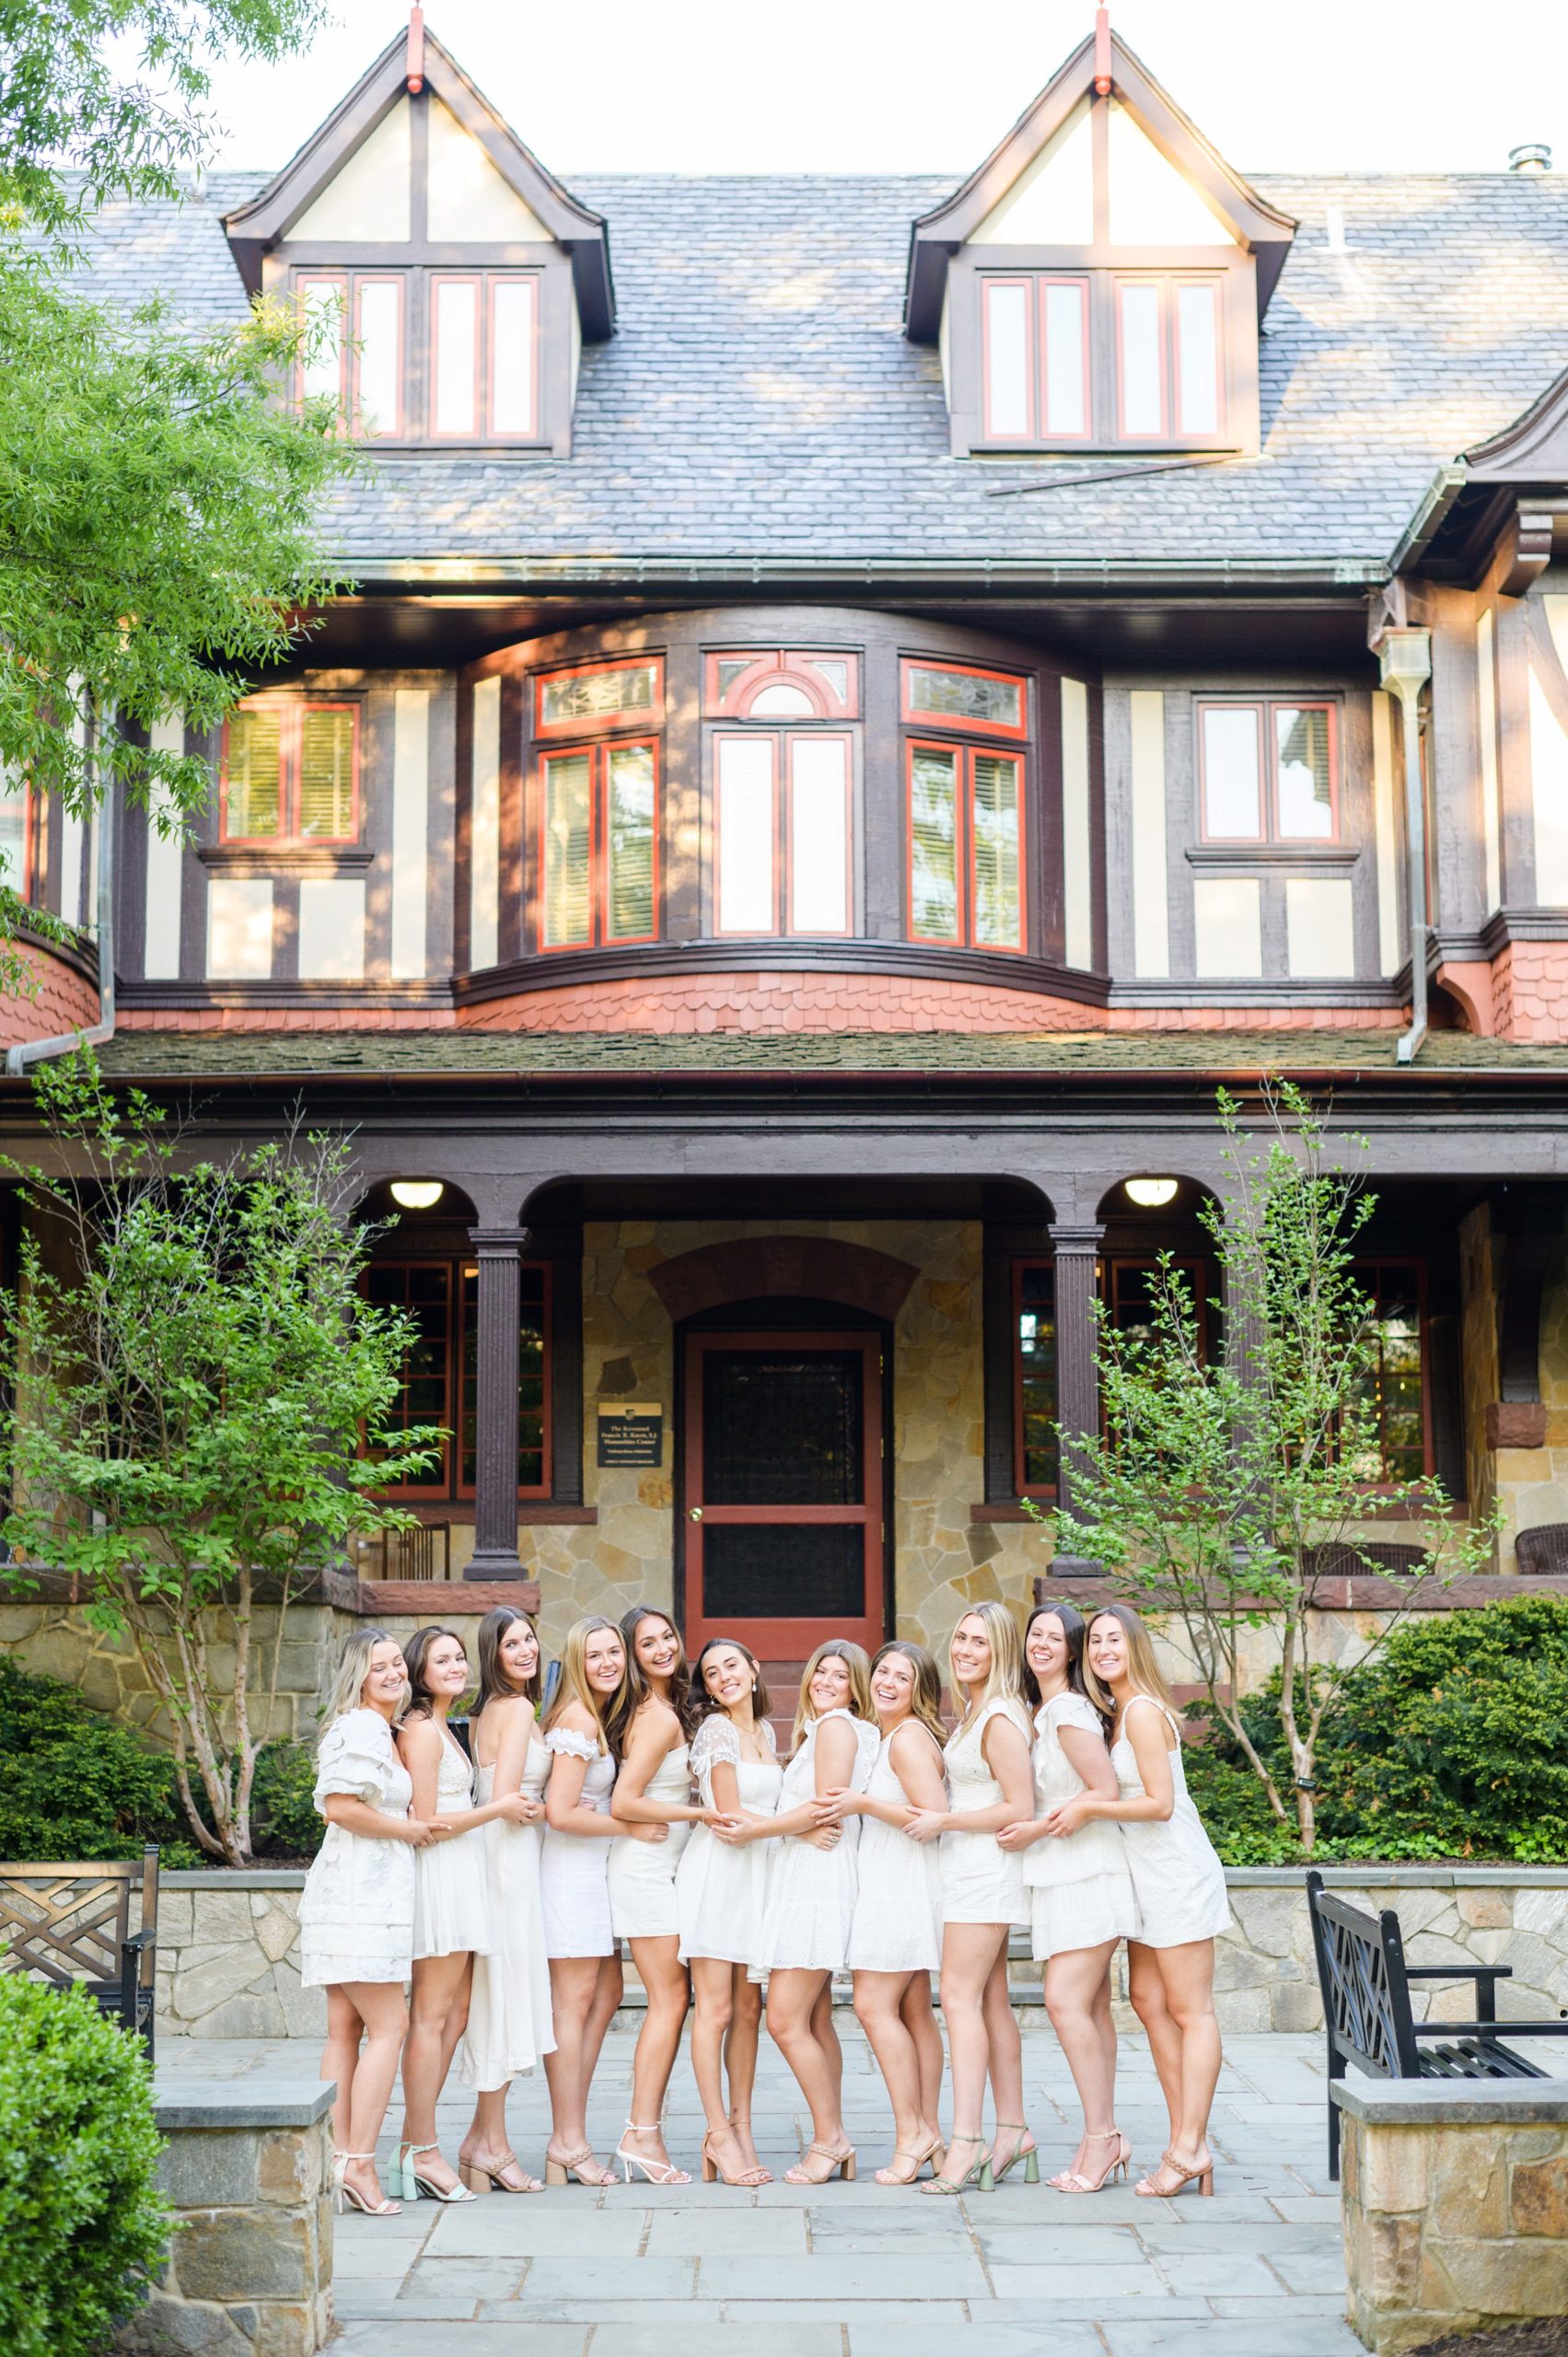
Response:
677,1716,782,1968
1023,1691,1138,1961
298,1708,416,1988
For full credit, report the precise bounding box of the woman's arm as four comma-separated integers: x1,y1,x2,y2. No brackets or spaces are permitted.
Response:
765,1717,856,1843
611,1706,722,1829
1001,1719,1117,1848
543,1709,635,1840
321,1794,434,1844
397,1714,537,1838
834,1721,942,1828
1044,1701,1174,1835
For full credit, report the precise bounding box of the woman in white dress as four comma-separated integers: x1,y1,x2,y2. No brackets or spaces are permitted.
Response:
906,1603,1036,2198
540,1615,641,2187
1047,1605,1230,2200
998,1601,1137,2194
834,1641,948,2184
677,1638,782,2188
301,1630,438,2219
755,1640,879,2187
392,1625,538,2203
456,1607,554,2194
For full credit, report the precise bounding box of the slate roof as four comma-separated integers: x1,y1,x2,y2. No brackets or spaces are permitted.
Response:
67,166,1568,581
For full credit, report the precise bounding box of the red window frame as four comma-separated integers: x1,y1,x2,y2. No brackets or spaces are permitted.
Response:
1197,699,1341,846
534,656,665,738
293,272,406,440
900,657,1028,740
1013,1259,1059,1500
539,736,661,950
1106,1256,1211,1365
429,270,541,444
364,1258,552,1501
1113,273,1226,445
904,737,1027,955
711,729,854,938
218,701,361,847
1353,1258,1433,1488
981,273,1092,446
704,649,859,721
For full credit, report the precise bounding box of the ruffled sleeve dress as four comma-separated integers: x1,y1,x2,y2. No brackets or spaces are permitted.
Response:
677,1715,783,1968
538,1726,617,1959
1112,1695,1232,1947
460,1716,556,2089
1023,1691,1139,1962
751,1708,880,1979
845,1724,947,1973
939,1695,1033,1928
298,1708,415,1988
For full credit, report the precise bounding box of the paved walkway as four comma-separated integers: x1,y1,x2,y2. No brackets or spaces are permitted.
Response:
163,2025,1362,2356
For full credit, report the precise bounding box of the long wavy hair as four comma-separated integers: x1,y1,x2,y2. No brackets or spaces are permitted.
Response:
1082,1601,1177,1724
322,1627,409,1729
401,1624,469,1722
691,1636,772,1726
1022,1599,1110,1736
471,1605,542,1717
869,1640,947,1747
789,1639,875,1756
948,1600,1026,1727
620,1605,699,1739
540,1615,629,1757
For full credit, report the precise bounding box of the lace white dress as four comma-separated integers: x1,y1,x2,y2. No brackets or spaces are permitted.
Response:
752,1708,880,1978
677,1716,782,1968
608,1736,692,1941
539,1727,617,1959
1024,1691,1139,1961
846,1725,946,1973
299,1708,416,1988
460,1722,556,2089
1112,1695,1232,1948
412,1724,493,1961
940,1695,1033,1927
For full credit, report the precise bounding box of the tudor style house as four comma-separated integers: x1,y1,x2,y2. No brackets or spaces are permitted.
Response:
4,9,1568,1675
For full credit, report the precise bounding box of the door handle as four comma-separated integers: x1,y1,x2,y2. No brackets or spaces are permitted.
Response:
689,1507,703,1522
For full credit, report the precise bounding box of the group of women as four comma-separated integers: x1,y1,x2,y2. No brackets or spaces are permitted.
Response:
298,1595,1231,2217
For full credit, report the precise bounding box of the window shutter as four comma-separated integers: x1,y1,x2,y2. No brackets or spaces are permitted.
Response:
543,751,594,946
226,709,284,839
296,709,356,839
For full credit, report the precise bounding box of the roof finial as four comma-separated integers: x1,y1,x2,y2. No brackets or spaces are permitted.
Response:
1093,4,1113,96
406,5,425,95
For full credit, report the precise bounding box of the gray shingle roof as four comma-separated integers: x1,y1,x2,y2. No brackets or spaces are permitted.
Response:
68,166,1568,576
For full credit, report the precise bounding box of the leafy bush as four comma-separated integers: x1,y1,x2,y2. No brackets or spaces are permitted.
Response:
0,1655,200,1866
250,1740,323,1860
0,1975,168,2357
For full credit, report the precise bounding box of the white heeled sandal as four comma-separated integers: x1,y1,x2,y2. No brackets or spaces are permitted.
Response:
332,2151,401,2217
615,2117,691,2186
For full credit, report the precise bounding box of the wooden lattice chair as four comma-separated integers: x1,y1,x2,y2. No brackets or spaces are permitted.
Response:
1306,1869,1568,2179
0,1846,159,2059
1516,1523,1568,1574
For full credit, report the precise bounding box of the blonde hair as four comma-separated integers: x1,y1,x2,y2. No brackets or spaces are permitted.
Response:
1083,1602,1177,1724
541,1615,628,1756
322,1627,408,1729
789,1639,875,1756
949,1601,1026,1727
870,1641,947,1747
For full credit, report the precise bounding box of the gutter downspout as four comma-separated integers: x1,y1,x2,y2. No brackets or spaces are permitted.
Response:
6,702,117,1074
1375,633,1434,1065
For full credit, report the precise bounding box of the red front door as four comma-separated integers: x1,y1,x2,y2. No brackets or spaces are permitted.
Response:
682,1330,884,1659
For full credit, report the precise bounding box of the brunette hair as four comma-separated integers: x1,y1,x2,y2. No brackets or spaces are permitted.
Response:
322,1627,409,1729
691,1635,772,1725
471,1605,542,1717
789,1639,875,1756
401,1624,468,1722
620,1605,699,1738
541,1615,628,1756
869,1640,947,1747
1083,1601,1177,1724
948,1600,1026,1727
1022,1599,1110,1735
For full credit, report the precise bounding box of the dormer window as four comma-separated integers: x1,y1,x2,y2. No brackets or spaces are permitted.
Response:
430,273,539,441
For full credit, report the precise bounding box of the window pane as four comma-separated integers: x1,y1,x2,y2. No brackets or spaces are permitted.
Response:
540,662,657,726
355,281,401,436
1119,283,1164,435
606,742,656,940
907,664,1022,731
369,1263,451,1490
971,753,1022,949
983,280,1032,436
543,750,593,946
1018,1263,1057,1490
1176,283,1219,435
788,736,849,933
1202,707,1263,839
225,709,283,840
1275,706,1334,839
909,747,958,939
0,771,26,892
299,279,345,406
715,658,751,701
491,277,537,436
296,708,356,840
806,658,849,702
748,680,816,717
433,280,478,435
715,736,775,932
1041,281,1087,437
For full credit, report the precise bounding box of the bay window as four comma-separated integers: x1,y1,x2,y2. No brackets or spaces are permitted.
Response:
902,659,1028,737
907,739,1024,951
713,731,853,935
220,701,359,844
1199,700,1338,842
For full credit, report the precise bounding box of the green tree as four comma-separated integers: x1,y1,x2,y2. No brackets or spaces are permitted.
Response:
1052,1081,1495,1852
0,1051,443,1864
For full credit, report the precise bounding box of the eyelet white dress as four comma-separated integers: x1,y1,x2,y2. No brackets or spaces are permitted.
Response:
752,1708,880,1978
539,1727,617,1959
1024,1691,1139,1962
299,1708,416,1987
461,1718,556,2089
677,1716,782,1967
846,1724,946,1973
1112,1695,1232,1947
940,1695,1033,1927
412,1724,493,1961
608,1732,692,1941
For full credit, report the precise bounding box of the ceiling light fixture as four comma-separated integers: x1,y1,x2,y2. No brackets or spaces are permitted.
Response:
389,1179,445,1211
1124,1177,1179,1209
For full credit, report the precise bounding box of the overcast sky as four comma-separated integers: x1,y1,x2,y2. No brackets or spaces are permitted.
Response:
196,0,1568,181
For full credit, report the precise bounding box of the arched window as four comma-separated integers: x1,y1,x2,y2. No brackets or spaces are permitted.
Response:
705,650,859,938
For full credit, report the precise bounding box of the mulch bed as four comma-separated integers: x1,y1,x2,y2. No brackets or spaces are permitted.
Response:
1415,2326,1568,2357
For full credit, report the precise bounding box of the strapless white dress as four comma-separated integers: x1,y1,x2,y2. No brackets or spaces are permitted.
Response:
608,1739,691,1940
846,1726,946,1973
1024,1691,1138,1960
939,1697,1031,1928
412,1726,492,1960
1113,1696,1232,1948
752,1708,879,1977
539,1729,617,1959
460,1727,556,2087
677,1716,782,1968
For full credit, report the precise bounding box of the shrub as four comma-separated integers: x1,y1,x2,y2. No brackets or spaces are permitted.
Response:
0,1655,200,1866
0,1975,169,2357
250,1740,323,1860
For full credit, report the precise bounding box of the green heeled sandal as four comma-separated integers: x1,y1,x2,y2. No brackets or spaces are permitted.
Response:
980,2123,1040,2190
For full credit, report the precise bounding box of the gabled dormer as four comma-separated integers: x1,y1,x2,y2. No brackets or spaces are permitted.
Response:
223,9,613,458
905,9,1294,459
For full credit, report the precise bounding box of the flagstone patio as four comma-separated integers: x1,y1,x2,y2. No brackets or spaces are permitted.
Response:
159,2022,1365,2355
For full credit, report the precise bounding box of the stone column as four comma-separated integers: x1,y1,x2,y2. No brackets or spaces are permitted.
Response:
465,1225,528,1581
1050,1220,1104,1576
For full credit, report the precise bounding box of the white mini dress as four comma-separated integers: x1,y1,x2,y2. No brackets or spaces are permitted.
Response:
299,1708,416,1988
608,1736,692,1941
1112,1695,1232,1948
539,1728,618,1959
461,1722,556,2089
940,1695,1032,1928
1024,1691,1139,1962
845,1725,946,1974
412,1724,494,1961
677,1716,783,1968
752,1708,880,1978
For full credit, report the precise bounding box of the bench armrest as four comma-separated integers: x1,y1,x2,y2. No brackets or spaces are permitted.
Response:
1411,2020,1568,2038
1404,1965,1512,1982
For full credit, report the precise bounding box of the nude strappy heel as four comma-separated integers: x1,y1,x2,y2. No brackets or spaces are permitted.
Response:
875,2132,944,2186
332,2151,401,2216
458,2152,543,2195
1135,2147,1215,2198
616,2118,691,2185
702,2130,771,2188
1055,2128,1129,2194
544,2144,615,2188
784,2139,856,2186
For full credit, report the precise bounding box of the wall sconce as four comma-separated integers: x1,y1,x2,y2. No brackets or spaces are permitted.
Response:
1124,1177,1179,1209
389,1179,445,1211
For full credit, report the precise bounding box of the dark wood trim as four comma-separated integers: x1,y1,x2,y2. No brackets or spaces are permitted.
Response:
454,935,1109,1004
117,979,454,1011
197,846,376,874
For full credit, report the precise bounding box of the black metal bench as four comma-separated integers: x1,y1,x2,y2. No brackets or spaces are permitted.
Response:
0,1847,159,2060
1306,1869,1568,2178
